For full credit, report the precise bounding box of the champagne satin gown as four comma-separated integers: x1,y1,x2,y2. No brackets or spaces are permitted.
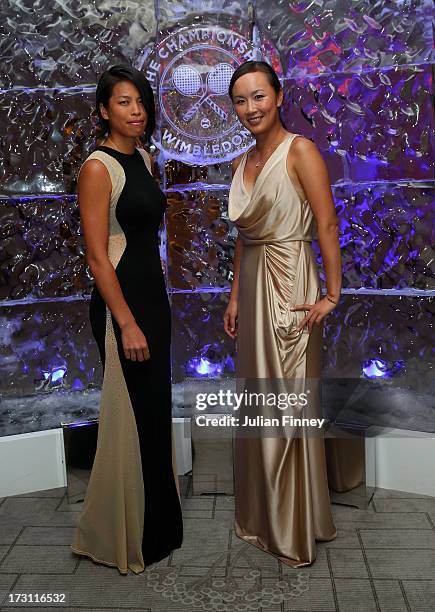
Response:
228,133,337,567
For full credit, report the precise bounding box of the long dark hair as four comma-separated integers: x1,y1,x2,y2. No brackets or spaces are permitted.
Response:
95,64,156,144
228,60,282,100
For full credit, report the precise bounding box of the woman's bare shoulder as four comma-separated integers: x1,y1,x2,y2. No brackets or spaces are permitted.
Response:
79,156,111,178
290,135,318,156
78,157,111,195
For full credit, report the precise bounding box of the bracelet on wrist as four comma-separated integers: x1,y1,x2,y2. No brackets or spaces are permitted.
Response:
326,294,339,305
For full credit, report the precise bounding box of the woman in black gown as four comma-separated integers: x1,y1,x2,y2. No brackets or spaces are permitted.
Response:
70,65,183,574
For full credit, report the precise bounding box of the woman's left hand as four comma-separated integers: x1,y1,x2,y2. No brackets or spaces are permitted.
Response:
291,296,337,333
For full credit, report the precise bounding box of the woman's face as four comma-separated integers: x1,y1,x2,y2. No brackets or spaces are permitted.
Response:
231,71,283,136
99,80,147,138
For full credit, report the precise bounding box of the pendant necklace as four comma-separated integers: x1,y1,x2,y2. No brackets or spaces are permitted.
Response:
254,137,286,168
102,136,134,154
103,136,121,152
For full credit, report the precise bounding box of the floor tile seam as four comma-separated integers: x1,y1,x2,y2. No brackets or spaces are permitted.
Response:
398,579,413,612
356,528,382,612
0,572,20,608
324,548,340,612
0,527,26,570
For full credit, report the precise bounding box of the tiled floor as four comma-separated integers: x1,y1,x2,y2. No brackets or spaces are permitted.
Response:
0,483,434,611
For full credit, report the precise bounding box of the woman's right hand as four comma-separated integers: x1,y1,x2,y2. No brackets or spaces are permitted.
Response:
223,297,238,339
120,321,150,361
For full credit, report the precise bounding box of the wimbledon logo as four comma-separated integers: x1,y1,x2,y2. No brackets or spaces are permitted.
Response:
144,24,257,164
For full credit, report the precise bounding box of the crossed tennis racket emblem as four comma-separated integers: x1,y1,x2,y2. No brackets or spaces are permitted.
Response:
172,63,234,123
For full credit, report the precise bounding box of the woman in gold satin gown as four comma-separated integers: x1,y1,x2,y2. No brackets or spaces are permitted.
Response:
223,61,342,567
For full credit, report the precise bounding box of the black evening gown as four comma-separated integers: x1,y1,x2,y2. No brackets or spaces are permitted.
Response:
71,145,183,574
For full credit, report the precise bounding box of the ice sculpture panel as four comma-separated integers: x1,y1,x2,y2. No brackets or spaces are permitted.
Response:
322,293,434,433
281,64,434,183
0,0,156,88
165,159,231,189
0,388,101,437
282,64,434,183
256,0,434,77
0,89,96,195
146,21,257,164
170,291,235,383
0,300,102,397
0,196,91,300
0,0,433,438
156,0,253,25
323,293,434,388
313,182,435,290
166,190,235,289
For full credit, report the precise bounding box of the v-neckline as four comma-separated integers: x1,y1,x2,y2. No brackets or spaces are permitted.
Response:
240,133,293,198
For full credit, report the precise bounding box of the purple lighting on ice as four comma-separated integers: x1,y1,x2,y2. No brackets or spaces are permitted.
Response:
362,359,406,379
186,356,223,377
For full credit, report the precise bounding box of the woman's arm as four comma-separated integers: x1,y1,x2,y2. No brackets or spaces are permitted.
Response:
289,138,342,331
229,235,243,304
229,153,244,303
223,155,244,338
78,160,149,361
